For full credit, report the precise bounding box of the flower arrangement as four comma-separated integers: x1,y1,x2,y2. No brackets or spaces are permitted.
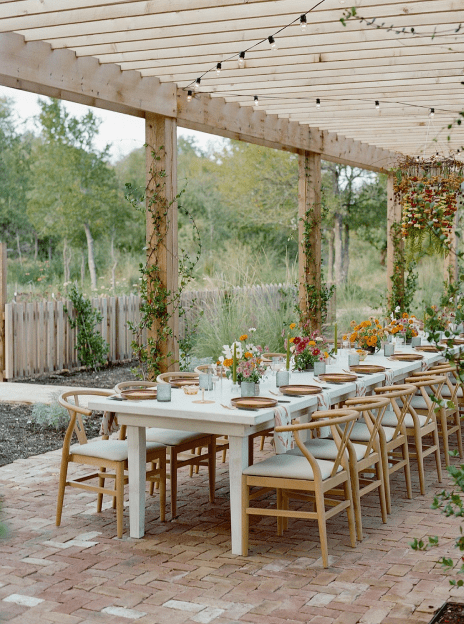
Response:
349,317,385,351
219,330,268,384
385,311,419,342
291,331,330,371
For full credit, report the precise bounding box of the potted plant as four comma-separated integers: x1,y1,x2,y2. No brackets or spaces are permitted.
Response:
349,317,385,353
292,332,330,371
385,312,419,344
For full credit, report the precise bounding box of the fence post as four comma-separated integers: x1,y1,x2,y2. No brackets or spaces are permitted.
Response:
0,243,6,381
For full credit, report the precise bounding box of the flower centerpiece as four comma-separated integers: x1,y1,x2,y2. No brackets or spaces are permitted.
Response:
219,330,267,388
291,332,330,371
385,311,419,344
349,317,385,353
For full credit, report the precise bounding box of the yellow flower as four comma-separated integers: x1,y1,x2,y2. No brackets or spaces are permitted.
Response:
289,337,295,343
239,334,248,341
342,334,348,341
402,313,408,319
323,351,329,358
290,323,296,330
244,351,253,359
350,332,357,342
308,340,316,346
223,358,233,367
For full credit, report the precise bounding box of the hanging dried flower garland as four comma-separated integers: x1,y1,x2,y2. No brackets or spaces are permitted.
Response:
393,155,464,257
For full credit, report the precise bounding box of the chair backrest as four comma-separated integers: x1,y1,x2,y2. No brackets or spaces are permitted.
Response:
412,367,459,407
59,389,113,451
114,380,157,394
275,408,359,478
405,375,446,425
374,383,417,439
156,372,199,384
343,397,390,459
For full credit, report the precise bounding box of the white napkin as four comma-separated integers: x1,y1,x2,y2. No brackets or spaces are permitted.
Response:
99,411,119,437
355,378,367,397
317,389,331,411
385,369,395,385
273,405,294,454
421,361,429,373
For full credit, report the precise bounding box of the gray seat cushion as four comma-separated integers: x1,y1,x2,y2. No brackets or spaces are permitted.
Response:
243,453,341,481
146,428,207,446
381,410,428,428
70,440,165,462
346,421,396,443
288,438,371,461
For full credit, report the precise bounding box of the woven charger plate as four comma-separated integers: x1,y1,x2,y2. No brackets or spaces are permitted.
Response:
415,345,441,353
279,384,323,396
120,388,157,401
169,377,199,387
231,397,277,409
349,364,386,374
318,373,358,383
390,353,424,361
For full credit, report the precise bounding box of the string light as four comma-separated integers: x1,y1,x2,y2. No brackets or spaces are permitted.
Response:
194,77,201,91
268,35,277,50
375,100,380,110
429,107,435,118
238,51,246,68
187,90,193,102
300,14,307,31
316,98,321,109
253,95,259,108
216,62,222,75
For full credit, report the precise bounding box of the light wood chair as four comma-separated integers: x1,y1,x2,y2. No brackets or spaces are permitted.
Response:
409,367,463,465
402,375,445,494
57,389,166,538
372,384,416,512
115,380,216,518
242,408,359,568
330,397,389,540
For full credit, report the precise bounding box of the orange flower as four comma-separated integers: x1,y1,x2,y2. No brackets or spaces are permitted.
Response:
239,334,248,341
343,334,348,340
244,351,253,359
323,351,329,358
290,323,297,330
402,313,409,319
308,340,316,346
289,337,295,343
223,358,233,367
350,332,357,342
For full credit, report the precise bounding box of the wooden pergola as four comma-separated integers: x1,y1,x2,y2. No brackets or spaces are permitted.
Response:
0,0,462,373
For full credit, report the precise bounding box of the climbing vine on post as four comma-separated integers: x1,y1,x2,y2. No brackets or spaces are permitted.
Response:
126,144,201,379
298,152,335,333
386,222,417,315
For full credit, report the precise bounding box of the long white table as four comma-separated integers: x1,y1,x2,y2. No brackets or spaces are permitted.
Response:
89,344,452,555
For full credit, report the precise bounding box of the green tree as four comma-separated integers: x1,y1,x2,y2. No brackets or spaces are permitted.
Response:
27,99,120,289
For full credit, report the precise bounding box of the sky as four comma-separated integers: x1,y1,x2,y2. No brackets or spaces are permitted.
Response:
0,85,225,162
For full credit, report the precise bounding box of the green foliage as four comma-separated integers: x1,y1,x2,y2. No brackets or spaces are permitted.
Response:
387,222,418,316
30,394,69,431
64,284,108,371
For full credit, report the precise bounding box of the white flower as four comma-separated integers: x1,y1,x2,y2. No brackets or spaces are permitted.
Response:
248,327,256,333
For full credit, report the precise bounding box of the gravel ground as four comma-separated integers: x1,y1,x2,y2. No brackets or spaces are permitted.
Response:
0,363,139,467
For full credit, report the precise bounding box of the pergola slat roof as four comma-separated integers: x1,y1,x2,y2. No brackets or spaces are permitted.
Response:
0,0,462,167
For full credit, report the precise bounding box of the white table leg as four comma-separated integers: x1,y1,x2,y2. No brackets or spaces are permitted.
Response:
127,425,146,538
228,435,249,555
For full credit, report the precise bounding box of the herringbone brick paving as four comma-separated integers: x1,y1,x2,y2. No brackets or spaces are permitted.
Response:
0,437,462,624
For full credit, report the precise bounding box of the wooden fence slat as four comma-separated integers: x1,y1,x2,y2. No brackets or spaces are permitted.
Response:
4,304,13,380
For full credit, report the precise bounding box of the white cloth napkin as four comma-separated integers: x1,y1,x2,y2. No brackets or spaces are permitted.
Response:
99,411,119,437
317,389,331,411
421,361,429,373
385,369,395,385
355,378,367,397
273,405,294,454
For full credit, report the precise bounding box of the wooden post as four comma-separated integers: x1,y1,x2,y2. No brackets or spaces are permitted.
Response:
298,151,322,332
0,243,6,381
386,174,403,300
145,113,179,373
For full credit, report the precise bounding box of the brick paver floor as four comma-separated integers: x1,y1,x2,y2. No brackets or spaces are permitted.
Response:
1,436,463,624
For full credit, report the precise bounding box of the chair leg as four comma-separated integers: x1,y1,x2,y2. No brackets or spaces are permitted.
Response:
208,438,216,504
344,479,357,548
97,466,106,513
170,448,178,519
277,488,283,536
248,436,254,466
259,435,265,451
380,444,391,515
350,467,363,541
149,461,156,496
432,425,443,484
402,441,413,499
115,463,125,539
56,455,68,527
414,429,426,496
195,447,201,475
440,409,450,467
222,436,228,463
315,486,329,568
375,461,388,524
455,412,463,458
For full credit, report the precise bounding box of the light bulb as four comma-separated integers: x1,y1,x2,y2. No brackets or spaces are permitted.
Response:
268,36,277,50
300,14,307,31
429,107,435,118
216,62,222,75
316,98,321,109
238,51,246,68
194,77,201,92
375,100,380,110
187,91,193,102
253,96,259,108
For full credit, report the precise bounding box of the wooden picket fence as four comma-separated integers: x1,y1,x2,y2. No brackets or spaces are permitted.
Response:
3,283,294,379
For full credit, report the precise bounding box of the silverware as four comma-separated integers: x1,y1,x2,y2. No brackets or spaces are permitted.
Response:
269,390,282,396
220,403,236,410
109,395,126,401
277,400,291,403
